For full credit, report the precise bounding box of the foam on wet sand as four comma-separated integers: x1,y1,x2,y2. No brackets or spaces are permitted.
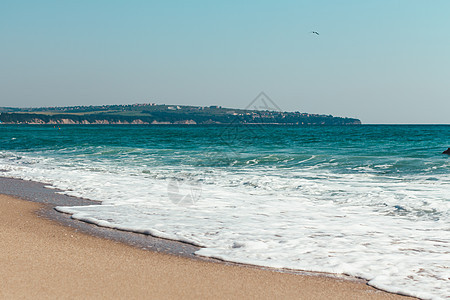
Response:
0,194,413,299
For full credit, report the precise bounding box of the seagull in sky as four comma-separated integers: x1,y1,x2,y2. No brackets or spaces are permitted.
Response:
311,31,320,35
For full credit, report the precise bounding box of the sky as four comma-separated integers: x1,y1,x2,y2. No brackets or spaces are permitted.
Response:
1,0,449,124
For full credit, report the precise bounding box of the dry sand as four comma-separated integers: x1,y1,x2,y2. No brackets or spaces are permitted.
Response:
0,194,414,299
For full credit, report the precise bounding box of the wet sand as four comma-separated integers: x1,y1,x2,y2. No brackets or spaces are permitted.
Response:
0,193,414,299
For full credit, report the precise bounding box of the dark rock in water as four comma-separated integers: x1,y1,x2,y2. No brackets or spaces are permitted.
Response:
443,148,450,154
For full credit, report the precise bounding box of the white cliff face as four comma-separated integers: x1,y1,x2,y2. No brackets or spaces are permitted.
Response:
174,119,197,124
29,118,46,124
1,118,202,124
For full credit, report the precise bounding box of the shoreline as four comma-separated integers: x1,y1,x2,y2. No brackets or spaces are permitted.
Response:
0,176,414,299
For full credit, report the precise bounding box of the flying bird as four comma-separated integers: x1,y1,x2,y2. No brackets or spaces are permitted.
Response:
311,31,320,35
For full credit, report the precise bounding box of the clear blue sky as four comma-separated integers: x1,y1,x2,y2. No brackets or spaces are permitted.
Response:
1,0,449,123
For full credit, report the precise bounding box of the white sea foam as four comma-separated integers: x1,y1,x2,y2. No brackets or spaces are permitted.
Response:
1,150,449,299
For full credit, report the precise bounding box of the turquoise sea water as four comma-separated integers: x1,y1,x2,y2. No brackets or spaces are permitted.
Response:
1,125,449,299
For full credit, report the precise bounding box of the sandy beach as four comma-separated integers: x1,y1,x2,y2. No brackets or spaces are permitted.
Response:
0,194,414,299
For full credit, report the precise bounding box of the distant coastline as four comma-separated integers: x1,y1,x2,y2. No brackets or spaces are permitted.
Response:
0,103,361,125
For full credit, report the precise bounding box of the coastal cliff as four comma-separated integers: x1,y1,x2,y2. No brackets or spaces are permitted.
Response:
0,104,361,125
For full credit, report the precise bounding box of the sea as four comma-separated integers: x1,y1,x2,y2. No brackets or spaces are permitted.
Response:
0,124,448,299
